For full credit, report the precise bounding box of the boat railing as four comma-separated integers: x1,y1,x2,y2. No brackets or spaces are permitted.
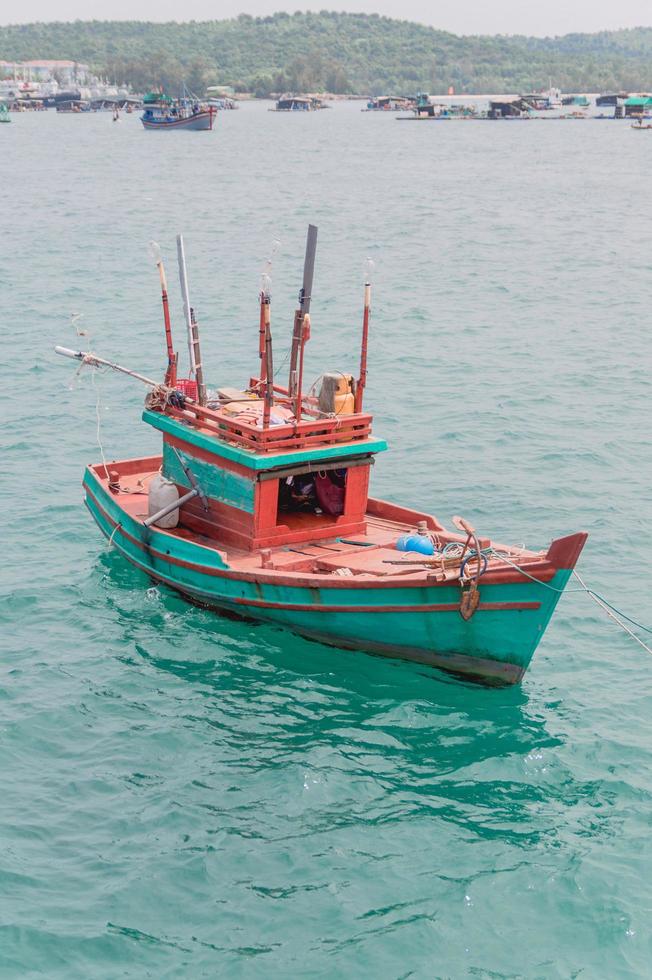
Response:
162,395,374,453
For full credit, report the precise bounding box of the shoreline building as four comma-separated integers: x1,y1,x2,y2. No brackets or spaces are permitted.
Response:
0,60,91,85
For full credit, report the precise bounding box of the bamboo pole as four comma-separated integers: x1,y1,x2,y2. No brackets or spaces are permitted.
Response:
354,260,373,413
149,241,177,386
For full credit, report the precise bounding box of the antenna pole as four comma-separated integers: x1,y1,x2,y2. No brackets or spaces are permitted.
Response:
355,263,372,413
177,234,207,407
288,224,317,420
176,234,197,377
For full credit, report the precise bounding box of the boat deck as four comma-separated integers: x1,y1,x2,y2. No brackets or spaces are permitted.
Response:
87,458,572,588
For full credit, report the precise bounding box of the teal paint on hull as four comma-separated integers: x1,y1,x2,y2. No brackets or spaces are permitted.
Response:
143,410,388,470
162,443,255,513
84,469,230,571
84,470,571,684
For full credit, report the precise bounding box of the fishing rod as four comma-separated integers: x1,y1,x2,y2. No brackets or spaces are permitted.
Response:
176,234,196,378
354,258,373,413
288,224,317,421
257,240,278,384
148,240,177,386
54,346,162,388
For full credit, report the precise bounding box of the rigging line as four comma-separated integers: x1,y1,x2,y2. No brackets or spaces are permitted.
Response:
90,366,109,480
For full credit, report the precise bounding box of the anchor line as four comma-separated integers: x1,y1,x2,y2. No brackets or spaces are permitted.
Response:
486,549,652,656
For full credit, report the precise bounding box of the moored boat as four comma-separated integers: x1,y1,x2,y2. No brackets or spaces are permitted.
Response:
55,228,587,686
141,92,215,131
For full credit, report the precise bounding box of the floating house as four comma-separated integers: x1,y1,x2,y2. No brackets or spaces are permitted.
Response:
273,94,329,111
487,99,531,119
365,96,413,111
623,96,652,117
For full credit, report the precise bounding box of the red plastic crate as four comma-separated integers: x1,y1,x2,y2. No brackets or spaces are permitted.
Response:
175,378,198,401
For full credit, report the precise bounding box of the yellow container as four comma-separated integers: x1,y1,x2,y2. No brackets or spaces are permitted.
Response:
334,375,355,416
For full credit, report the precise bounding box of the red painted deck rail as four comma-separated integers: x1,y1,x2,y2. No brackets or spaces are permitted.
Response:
162,399,374,453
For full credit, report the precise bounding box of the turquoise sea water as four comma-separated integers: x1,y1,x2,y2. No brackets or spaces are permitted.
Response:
2,103,652,977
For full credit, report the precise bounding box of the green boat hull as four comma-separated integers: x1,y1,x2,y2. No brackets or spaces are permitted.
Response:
84,468,573,685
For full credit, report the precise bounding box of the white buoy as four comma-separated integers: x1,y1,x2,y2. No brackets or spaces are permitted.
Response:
147,474,180,528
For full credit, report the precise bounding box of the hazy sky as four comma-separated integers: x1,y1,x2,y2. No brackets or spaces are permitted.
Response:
4,1,652,37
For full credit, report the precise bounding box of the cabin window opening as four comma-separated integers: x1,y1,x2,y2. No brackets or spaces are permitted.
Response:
277,469,348,519
278,473,318,514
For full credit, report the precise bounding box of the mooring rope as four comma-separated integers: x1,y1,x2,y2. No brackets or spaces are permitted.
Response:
487,549,652,656
107,521,122,550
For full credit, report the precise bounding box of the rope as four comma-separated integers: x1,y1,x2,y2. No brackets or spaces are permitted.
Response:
487,549,652,656
107,521,122,550
572,570,652,655
90,367,109,479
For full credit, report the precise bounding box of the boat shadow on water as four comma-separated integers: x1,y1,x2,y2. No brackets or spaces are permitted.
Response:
90,550,590,848
96,548,560,729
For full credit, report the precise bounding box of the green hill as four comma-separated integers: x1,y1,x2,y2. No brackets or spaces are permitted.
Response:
2,13,652,96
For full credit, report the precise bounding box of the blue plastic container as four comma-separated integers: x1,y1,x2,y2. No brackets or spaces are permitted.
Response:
395,534,435,556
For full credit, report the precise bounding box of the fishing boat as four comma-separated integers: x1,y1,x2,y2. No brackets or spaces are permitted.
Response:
55,228,587,686
141,92,215,131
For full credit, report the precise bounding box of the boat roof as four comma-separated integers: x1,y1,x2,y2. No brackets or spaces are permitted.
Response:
144,406,387,472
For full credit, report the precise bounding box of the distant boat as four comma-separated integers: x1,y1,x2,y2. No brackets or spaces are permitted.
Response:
271,95,329,111
141,92,215,131
56,100,90,113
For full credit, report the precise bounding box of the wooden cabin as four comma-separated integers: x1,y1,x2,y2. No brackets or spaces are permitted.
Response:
144,385,387,551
